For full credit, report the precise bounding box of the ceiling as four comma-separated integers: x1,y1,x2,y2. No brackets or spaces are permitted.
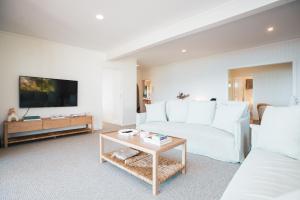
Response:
0,0,232,52
135,0,300,67
0,0,299,68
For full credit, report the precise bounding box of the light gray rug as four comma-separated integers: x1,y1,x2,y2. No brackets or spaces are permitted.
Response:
0,133,239,200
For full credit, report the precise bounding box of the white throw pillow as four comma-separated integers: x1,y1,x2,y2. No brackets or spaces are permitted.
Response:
186,101,216,125
145,102,167,122
166,100,188,122
212,102,248,133
257,106,300,160
223,101,249,118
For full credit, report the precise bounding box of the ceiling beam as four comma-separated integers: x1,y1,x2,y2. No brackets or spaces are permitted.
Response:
106,0,294,60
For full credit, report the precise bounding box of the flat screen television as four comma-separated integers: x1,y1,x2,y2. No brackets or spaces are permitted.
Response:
19,76,78,108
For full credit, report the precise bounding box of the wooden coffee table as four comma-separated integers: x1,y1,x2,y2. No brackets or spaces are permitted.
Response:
99,132,186,195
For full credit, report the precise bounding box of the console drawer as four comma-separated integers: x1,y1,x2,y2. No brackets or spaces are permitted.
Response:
7,121,43,133
43,118,70,129
70,116,92,126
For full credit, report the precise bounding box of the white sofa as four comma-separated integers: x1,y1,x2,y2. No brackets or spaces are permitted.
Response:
221,126,300,200
221,106,300,200
136,100,250,163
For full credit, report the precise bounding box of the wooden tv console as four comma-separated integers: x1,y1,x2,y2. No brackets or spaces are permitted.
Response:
3,115,93,148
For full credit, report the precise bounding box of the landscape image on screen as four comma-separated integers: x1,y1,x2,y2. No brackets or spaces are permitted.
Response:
19,76,78,108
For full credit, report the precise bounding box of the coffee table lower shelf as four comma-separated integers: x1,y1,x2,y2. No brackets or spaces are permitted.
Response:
102,152,183,185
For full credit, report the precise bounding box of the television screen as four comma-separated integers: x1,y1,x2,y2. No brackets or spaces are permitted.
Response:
19,76,78,108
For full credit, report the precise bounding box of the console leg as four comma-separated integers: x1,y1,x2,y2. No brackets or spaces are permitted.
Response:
4,123,8,148
182,142,186,174
99,134,104,163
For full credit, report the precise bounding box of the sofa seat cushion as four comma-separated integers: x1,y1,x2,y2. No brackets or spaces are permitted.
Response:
139,122,236,161
221,149,300,200
274,190,300,200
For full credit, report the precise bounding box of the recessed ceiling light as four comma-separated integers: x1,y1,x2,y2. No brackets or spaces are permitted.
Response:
96,14,104,20
267,26,274,32
181,49,187,53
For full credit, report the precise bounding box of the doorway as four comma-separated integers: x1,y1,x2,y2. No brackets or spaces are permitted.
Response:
228,62,293,122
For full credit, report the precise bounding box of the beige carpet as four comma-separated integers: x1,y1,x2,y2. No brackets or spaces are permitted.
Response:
0,132,239,200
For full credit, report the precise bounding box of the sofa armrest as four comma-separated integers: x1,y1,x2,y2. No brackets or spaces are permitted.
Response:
136,112,147,128
250,124,260,149
233,116,250,162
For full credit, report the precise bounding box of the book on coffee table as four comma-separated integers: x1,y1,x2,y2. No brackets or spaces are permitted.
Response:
112,148,139,160
143,134,172,146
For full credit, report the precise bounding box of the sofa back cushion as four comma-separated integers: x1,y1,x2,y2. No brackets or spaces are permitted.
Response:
166,100,188,122
145,101,167,122
212,102,248,133
257,106,300,160
186,101,216,125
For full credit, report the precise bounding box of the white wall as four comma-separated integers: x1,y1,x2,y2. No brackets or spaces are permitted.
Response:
252,64,292,106
121,64,137,125
142,38,300,102
0,32,138,146
137,67,144,112
0,32,105,138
